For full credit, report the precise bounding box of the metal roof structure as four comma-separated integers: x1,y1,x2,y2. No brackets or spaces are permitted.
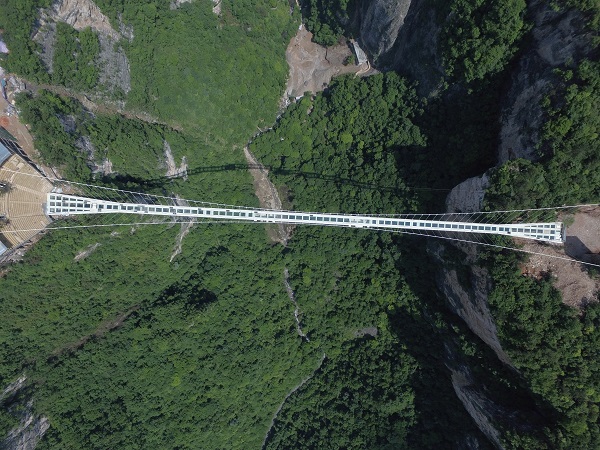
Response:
0,125,16,141
0,240,7,256
0,141,11,166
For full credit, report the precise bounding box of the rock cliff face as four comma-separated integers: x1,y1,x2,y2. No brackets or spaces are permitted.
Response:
358,0,592,102
445,174,489,215
44,0,120,39
1,377,49,450
431,172,510,368
498,0,593,163
2,409,49,450
437,0,595,342
358,0,411,61
386,0,445,96
431,2,595,443
357,0,445,96
449,366,504,449
433,243,512,367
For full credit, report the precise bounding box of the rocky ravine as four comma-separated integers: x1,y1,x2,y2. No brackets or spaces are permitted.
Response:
437,0,596,341
358,0,599,443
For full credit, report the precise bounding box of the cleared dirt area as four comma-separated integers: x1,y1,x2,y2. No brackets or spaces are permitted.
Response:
565,206,600,260
521,207,600,308
283,24,373,99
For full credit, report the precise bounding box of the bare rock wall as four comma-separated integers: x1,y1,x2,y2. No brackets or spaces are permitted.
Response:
359,0,411,61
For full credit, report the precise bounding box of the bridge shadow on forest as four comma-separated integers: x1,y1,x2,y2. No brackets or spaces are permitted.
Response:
101,164,447,195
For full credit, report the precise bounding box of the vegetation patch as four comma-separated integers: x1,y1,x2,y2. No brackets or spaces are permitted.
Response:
52,23,101,91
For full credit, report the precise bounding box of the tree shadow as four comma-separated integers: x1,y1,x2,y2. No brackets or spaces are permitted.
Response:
565,235,592,259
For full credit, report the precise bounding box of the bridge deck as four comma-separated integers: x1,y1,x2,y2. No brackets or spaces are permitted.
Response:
46,194,565,243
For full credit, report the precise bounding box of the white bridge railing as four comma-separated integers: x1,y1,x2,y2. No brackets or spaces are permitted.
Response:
45,193,565,243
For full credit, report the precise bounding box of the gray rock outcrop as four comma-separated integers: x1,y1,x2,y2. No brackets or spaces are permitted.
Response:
432,2,595,442
437,173,513,366
387,0,445,97
432,242,513,367
357,0,445,96
450,365,505,449
445,174,489,214
2,409,49,450
45,0,120,39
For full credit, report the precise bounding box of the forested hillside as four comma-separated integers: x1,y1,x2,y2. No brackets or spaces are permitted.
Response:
0,0,599,448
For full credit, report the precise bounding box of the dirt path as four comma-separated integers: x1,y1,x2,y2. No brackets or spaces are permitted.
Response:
163,140,187,178
169,196,195,262
74,242,101,261
50,305,139,359
170,220,194,262
245,25,376,244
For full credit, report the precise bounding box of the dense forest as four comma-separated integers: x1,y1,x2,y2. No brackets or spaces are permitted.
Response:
0,0,599,448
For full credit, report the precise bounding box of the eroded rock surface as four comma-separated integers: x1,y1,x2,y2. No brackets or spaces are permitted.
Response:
2,411,49,450
358,0,445,96
438,172,513,376
170,0,193,10
450,366,505,449
44,0,120,38
33,0,131,95
1,377,49,450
